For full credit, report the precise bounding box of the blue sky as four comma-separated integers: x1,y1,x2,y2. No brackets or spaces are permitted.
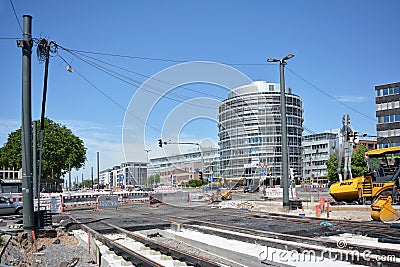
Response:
1,1,399,180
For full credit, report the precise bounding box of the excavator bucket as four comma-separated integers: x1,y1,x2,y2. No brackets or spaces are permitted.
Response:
371,196,400,222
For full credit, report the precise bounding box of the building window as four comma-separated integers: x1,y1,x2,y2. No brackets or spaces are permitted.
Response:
383,88,388,96
376,89,381,97
395,86,399,94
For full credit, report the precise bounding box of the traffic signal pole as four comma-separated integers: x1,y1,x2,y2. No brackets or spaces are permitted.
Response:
19,15,35,241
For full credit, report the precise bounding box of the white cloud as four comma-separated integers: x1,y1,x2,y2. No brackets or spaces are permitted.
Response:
335,96,367,103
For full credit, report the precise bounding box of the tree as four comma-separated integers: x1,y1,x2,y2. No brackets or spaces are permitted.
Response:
350,144,368,177
0,118,86,184
147,173,160,186
326,152,338,182
326,144,368,182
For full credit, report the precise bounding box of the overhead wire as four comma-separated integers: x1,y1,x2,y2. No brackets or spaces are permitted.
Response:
286,67,375,122
56,52,163,135
57,45,219,110
74,51,226,101
57,45,377,136
64,47,376,125
8,0,22,33
68,49,269,66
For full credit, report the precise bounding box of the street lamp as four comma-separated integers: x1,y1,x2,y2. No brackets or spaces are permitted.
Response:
362,133,392,148
267,54,295,212
145,149,151,187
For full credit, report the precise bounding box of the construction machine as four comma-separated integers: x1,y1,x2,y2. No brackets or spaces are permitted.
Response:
329,146,400,221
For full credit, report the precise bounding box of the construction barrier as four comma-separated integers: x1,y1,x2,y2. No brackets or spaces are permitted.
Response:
1,190,151,213
96,195,118,210
263,187,298,199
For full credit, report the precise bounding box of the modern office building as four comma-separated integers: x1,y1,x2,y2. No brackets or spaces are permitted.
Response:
302,131,337,183
375,82,400,148
150,148,219,186
99,162,147,189
218,81,304,186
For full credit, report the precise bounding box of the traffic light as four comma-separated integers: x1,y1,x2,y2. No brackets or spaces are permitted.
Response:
158,139,163,147
199,171,203,183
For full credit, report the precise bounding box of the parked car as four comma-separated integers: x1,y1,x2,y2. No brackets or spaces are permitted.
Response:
243,184,259,193
0,196,23,215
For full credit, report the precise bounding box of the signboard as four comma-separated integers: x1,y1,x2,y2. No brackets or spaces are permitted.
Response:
119,174,125,181
263,188,297,199
209,175,214,182
97,195,118,210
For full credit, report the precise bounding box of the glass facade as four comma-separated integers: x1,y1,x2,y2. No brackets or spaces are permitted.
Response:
218,81,304,186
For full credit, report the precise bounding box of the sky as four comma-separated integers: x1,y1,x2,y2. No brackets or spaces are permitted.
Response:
1,1,399,181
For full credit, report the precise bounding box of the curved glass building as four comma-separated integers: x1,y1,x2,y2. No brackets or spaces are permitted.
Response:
218,81,303,186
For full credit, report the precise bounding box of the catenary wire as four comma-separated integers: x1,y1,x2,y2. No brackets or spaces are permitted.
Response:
63,47,375,124
57,45,374,136
56,52,163,135
74,51,226,101
57,45,220,110
286,67,376,122
68,49,269,66
8,0,22,33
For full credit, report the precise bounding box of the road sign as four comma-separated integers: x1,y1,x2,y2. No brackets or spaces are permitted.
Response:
261,169,266,175
119,174,124,181
209,175,214,182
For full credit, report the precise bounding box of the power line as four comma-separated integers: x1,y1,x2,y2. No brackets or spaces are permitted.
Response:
69,49,269,66
57,45,220,110
286,67,376,122
56,52,163,135
8,0,22,33
74,51,226,101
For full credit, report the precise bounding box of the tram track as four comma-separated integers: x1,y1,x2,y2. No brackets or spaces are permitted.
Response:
67,202,400,266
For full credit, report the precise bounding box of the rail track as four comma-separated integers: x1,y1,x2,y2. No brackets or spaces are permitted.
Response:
66,202,400,266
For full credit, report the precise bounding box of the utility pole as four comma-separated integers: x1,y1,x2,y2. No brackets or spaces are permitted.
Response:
32,121,37,197
97,152,100,191
91,166,94,191
267,54,295,212
68,163,71,191
18,15,34,240
145,149,151,187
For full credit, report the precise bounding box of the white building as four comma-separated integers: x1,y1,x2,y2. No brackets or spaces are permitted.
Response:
99,162,147,189
302,130,338,183
218,81,304,186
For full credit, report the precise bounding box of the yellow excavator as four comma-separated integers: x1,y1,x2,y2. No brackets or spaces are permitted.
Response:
329,146,400,222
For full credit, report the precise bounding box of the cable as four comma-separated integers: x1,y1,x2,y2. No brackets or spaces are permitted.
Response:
0,37,19,40
57,45,220,109
74,51,226,101
8,0,22,33
68,49,269,66
56,52,163,135
286,67,376,122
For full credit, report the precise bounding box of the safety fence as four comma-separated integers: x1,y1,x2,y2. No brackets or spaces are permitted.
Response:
0,190,151,213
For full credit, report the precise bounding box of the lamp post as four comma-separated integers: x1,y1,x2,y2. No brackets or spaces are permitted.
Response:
362,133,392,148
145,149,151,187
267,54,294,212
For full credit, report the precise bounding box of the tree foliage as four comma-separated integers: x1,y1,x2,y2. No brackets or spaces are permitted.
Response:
326,144,368,182
0,118,86,182
147,173,160,186
188,179,203,187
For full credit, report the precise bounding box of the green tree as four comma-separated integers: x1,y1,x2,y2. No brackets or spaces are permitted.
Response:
148,173,160,186
326,144,368,182
351,144,368,177
0,118,86,184
326,152,338,182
